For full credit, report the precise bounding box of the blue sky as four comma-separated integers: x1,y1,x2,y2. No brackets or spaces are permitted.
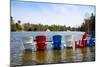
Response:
11,0,95,27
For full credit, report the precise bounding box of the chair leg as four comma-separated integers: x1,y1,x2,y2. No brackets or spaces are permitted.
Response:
72,41,75,52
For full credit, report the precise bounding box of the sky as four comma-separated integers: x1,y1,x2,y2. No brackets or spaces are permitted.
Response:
11,0,95,27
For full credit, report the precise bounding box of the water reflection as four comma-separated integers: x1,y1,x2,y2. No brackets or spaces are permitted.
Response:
80,47,89,62
21,50,33,65
74,47,95,62
11,32,95,66
35,50,48,64
80,47,95,62
88,47,95,61
51,49,62,63
74,48,86,62
11,46,95,66
63,48,73,63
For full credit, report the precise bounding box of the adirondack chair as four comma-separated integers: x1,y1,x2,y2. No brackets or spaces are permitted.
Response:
36,35,46,50
75,33,88,48
87,34,95,47
22,36,33,50
52,35,62,49
65,35,74,47
75,40,84,48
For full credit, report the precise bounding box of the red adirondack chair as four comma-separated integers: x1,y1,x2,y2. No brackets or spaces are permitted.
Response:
36,35,46,50
75,33,88,48
81,33,88,47
75,40,84,48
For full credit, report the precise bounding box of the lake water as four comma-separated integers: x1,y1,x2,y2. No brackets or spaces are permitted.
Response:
10,31,95,67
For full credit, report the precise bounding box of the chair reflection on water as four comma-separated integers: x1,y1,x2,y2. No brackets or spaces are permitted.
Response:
73,46,94,62
81,47,89,62
22,50,33,65
52,35,62,49
63,48,73,62
76,47,92,62
36,35,46,50
35,50,48,64
51,49,62,63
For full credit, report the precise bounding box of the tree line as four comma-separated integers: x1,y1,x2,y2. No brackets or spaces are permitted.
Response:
11,13,95,34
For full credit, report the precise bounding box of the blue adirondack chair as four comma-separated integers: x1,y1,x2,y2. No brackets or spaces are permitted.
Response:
52,35,62,49
87,34,95,47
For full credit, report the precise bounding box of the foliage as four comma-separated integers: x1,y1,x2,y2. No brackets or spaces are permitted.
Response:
11,13,95,33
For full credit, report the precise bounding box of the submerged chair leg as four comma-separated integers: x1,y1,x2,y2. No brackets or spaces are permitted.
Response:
72,41,75,52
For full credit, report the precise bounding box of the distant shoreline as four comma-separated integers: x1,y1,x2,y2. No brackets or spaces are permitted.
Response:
11,31,85,33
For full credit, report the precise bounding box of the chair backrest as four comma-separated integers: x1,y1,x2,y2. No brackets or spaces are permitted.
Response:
52,35,62,49
53,35,62,43
82,33,88,40
36,35,46,42
36,35,46,50
22,36,33,44
87,34,95,46
66,35,73,41
65,35,74,47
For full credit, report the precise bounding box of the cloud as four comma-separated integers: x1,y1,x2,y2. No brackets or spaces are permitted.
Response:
11,0,95,27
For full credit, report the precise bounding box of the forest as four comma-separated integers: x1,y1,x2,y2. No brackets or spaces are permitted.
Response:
11,13,95,34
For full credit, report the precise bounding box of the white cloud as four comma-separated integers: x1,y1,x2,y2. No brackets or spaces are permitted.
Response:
11,1,95,27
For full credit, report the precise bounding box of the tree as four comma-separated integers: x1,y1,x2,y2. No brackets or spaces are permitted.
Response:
23,23,31,31
18,20,21,24
16,20,22,31
11,16,17,31
10,16,13,24
79,13,95,34
11,23,17,31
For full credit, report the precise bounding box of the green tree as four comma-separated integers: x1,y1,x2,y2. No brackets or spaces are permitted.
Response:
16,20,22,31
23,23,31,31
78,13,95,34
11,16,17,31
